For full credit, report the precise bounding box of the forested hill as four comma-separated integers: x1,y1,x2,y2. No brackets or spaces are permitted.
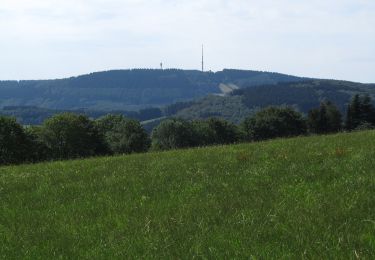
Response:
0,69,302,110
170,80,375,123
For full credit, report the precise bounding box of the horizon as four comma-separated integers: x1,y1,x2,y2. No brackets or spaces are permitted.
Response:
0,0,374,82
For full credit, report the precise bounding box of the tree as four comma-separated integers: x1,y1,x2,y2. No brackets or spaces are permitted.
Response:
191,120,216,146
0,116,30,165
326,101,343,132
95,114,125,134
206,118,239,144
96,115,150,154
39,113,106,160
24,126,52,163
307,109,321,133
346,94,361,130
151,118,196,150
241,107,307,141
346,94,375,130
359,94,375,125
191,118,239,146
307,101,342,134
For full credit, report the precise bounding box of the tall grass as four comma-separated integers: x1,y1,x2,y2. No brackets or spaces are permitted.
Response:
1,131,375,258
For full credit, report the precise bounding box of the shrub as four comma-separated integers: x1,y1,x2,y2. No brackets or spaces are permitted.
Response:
354,122,374,131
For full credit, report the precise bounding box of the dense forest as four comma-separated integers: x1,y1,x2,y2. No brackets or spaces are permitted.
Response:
1,70,374,127
0,69,302,110
170,80,375,123
2,79,375,127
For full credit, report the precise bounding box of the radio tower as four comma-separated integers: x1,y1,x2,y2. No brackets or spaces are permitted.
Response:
201,44,204,72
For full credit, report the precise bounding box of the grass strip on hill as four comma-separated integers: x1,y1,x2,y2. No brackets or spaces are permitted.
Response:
1,131,375,258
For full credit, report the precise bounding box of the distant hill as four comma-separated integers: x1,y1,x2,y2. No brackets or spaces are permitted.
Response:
0,69,302,111
3,79,375,127
169,80,375,123
2,69,375,126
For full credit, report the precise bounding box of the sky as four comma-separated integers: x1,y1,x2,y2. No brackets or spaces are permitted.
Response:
0,0,374,82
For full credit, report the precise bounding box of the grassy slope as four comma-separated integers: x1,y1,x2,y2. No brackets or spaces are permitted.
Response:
1,131,375,258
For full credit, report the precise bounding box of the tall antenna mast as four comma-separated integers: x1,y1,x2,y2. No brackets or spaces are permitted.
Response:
201,44,204,72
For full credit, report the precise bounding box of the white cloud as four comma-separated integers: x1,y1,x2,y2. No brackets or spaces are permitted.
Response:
0,0,374,82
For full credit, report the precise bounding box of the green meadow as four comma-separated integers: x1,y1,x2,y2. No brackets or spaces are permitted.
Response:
1,131,375,258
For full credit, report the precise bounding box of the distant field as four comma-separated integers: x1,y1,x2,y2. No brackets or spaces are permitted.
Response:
1,131,375,258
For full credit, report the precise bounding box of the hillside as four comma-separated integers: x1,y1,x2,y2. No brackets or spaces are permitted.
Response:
2,70,375,126
5,79,375,126
172,80,375,123
1,131,374,258
0,69,302,111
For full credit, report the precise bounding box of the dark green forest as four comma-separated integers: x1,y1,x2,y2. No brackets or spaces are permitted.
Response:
2,79,375,127
0,69,302,111
171,80,375,123
1,70,375,128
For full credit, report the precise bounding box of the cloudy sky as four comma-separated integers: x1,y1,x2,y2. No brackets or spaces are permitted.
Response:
0,0,374,82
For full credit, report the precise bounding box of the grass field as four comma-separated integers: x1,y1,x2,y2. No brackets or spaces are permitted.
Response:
1,131,375,258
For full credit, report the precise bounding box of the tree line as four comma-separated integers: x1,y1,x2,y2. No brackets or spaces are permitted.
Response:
0,106,164,125
1,94,374,166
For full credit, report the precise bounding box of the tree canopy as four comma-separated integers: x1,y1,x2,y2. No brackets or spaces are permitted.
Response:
346,94,375,130
241,107,307,141
151,119,197,150
39,113,106,159
96,114,150,154
307,101,342,134
1,97,374,166
0,116,30,165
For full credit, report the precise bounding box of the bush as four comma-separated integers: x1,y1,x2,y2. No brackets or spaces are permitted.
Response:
354,122,375,131
241,107,307,141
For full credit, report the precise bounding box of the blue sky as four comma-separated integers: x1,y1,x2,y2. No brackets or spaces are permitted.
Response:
0,0,374,82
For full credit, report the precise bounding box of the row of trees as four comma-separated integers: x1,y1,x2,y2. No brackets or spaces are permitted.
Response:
1,94,374,166
0,114,150,165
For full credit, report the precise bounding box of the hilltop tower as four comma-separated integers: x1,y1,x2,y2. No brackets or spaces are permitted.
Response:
201,45,204,72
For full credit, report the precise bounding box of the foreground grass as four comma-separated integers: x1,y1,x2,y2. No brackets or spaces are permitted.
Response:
1,131,375,259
